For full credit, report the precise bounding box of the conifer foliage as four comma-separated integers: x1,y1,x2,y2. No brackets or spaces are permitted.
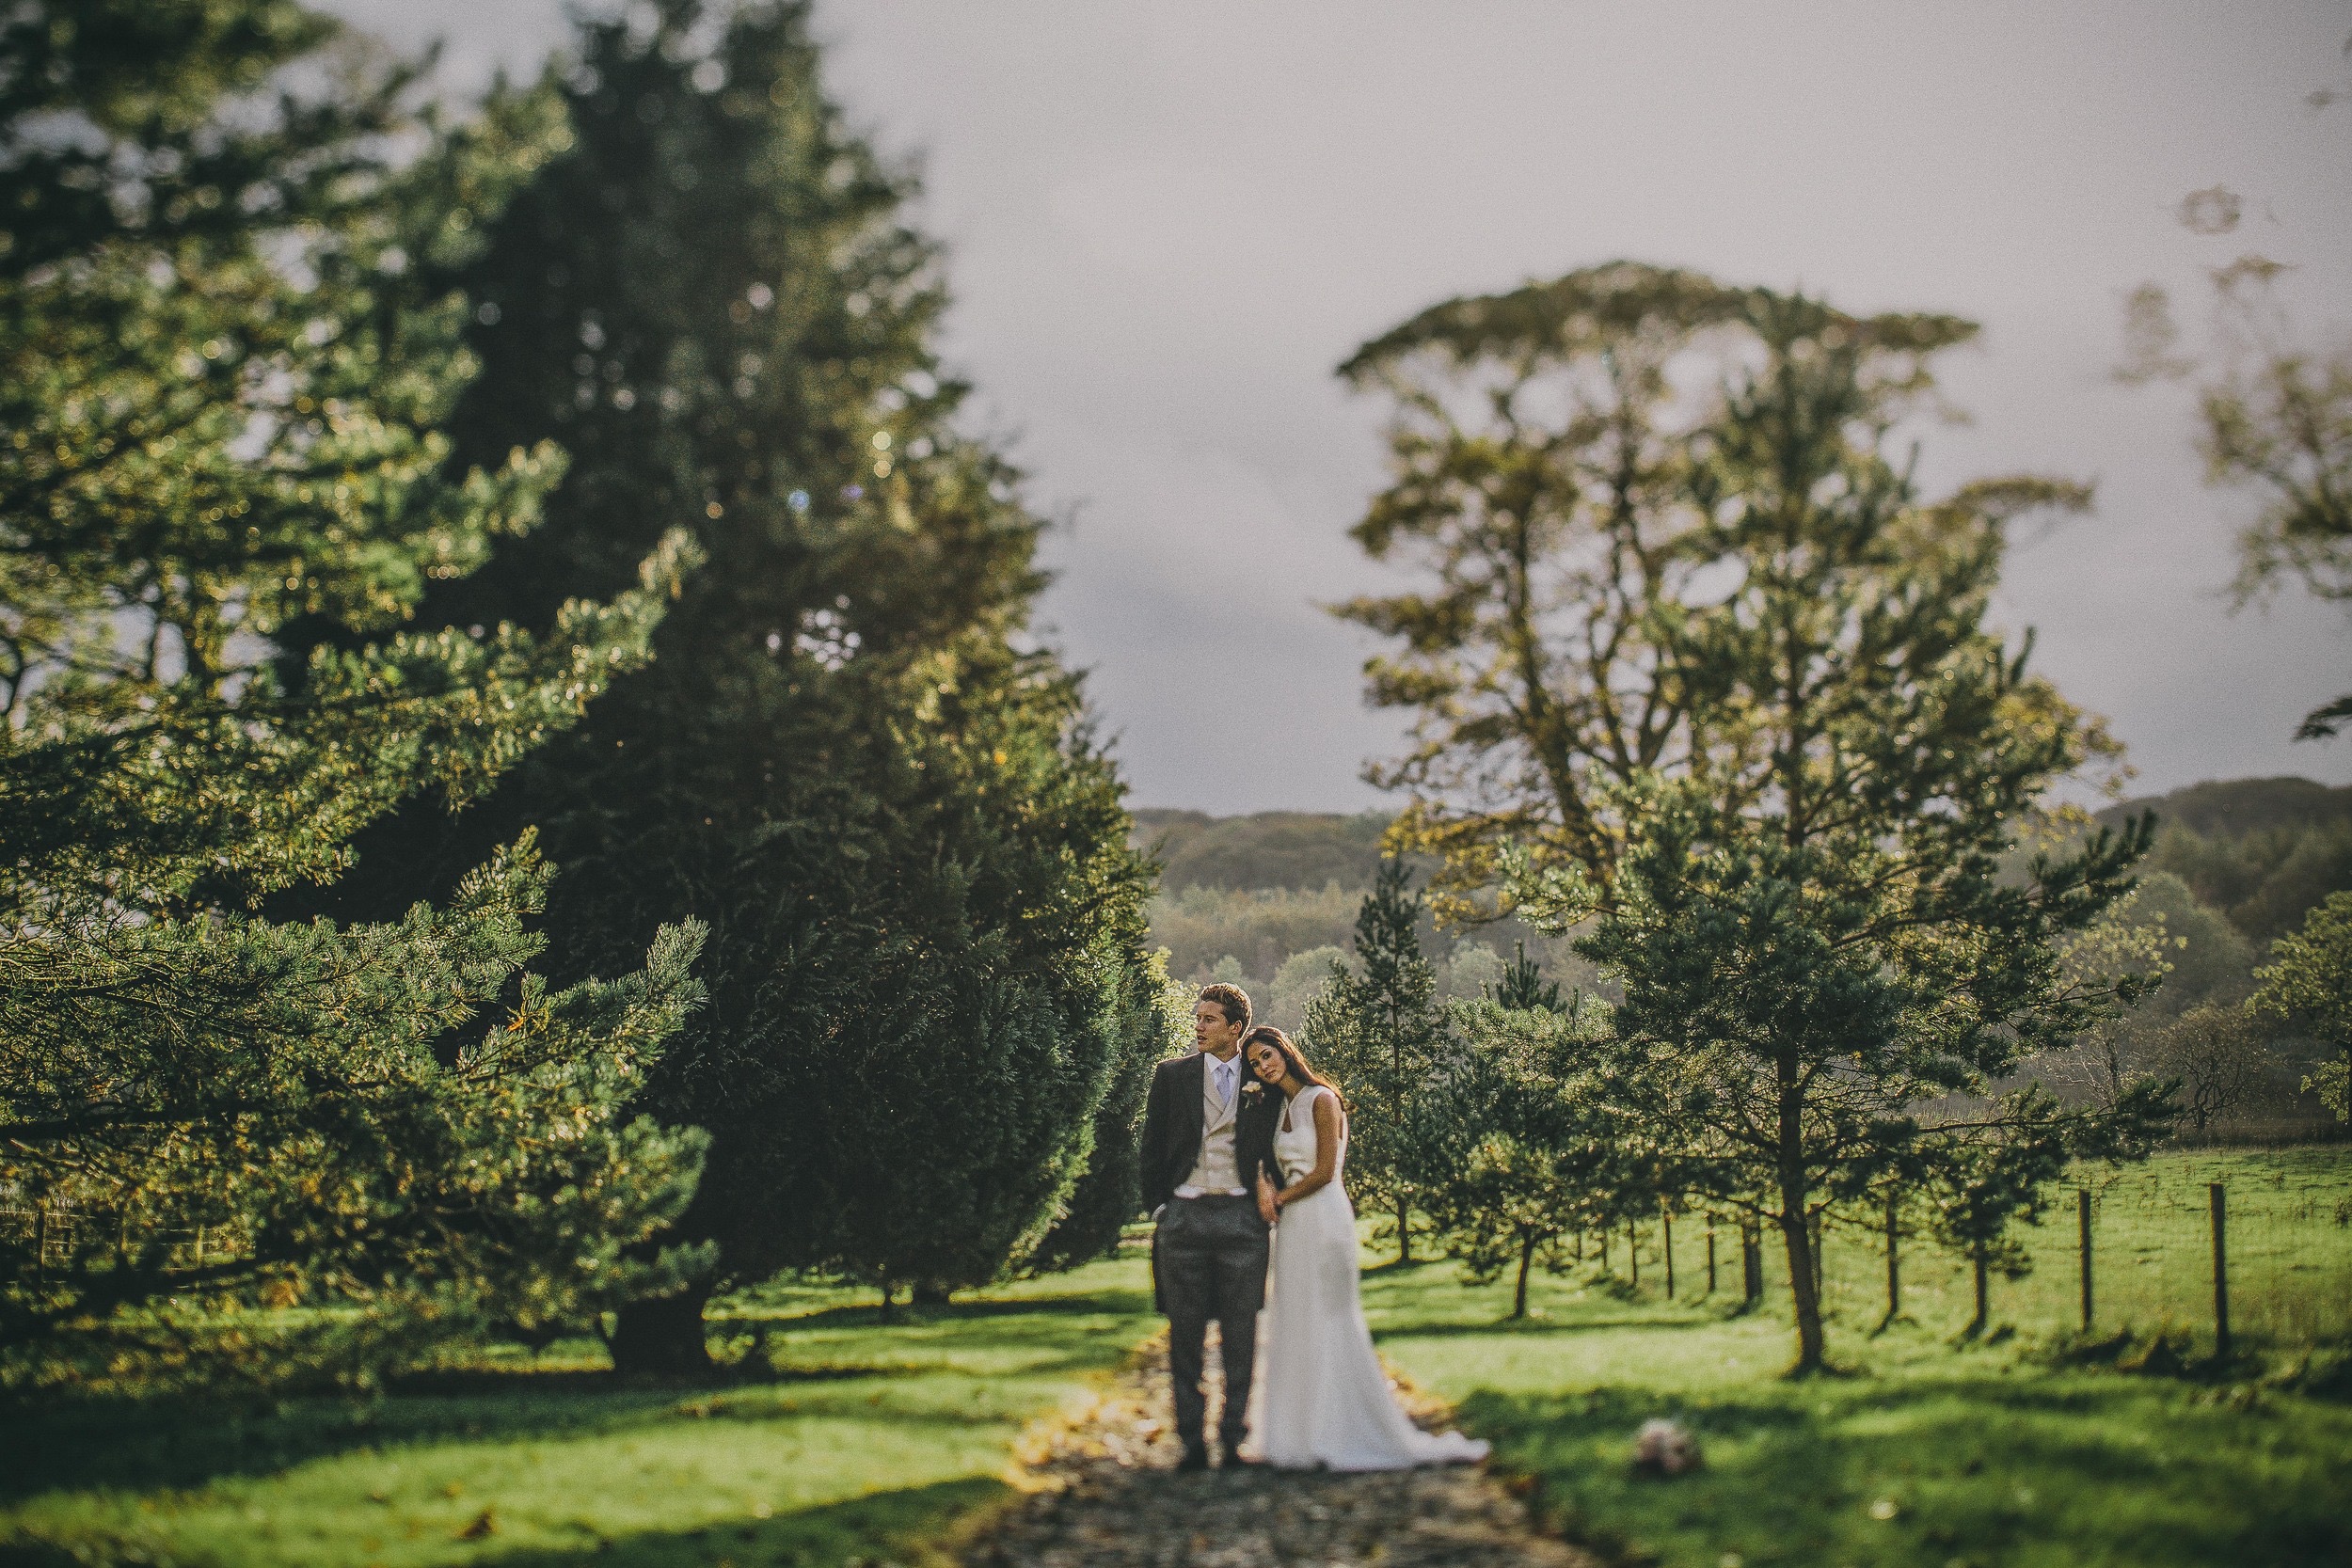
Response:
1304,860,1462,1263
1436,992,1621,1319
1515,290,2177,1370
0,1,711,1386
288,0,1161,1365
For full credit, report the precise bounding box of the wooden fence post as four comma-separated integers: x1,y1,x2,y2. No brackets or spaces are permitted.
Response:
1663,1210,1676,1300
2209,1182,2230,1359
1883,1189,1900,1326
2077,1187,2093,1334
1705,1216,1718,1296
1741,1218,1762,1305
1629,1218,1640,1289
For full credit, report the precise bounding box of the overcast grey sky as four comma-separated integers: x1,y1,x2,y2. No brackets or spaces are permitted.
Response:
326,1,2352,814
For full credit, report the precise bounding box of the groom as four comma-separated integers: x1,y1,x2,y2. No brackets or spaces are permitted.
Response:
1139,982,1281,1470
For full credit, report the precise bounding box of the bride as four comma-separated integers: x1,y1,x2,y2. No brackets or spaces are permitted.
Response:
1241,1026,1488,1470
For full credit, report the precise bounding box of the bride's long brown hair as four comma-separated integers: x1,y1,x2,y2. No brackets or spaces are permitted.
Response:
1242,1026,1340,1102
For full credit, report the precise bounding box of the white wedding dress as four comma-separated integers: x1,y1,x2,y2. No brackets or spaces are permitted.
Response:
1248,1084,1489,1469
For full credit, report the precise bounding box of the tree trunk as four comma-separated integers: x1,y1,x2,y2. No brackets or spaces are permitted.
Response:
608,1284,713,1376
1513,1232,1536,1319
1396,1195,1412,1265
1967,1252,1989,1337
1777,1182,1826,1371
879,1280,897,1323
1880,1190,1900,1331
1777,1077,1825,1371
912,1282,951,1308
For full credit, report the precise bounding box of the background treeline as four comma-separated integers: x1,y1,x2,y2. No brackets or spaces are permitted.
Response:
2,0,1169,1392
1143,779,2348,1137
1135,807,1603,1032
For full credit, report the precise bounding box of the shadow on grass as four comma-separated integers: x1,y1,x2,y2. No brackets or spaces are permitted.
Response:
0,1372,1075,1514
0,1476,1008,1568
732,1289,1153,1334
1460,1369,2352,1568
0,1289,1150,1511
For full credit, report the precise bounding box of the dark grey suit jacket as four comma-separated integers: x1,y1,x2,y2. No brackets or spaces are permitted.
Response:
1138,1052,1280,1218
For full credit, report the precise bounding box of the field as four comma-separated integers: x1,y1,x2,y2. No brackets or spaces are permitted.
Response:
3,1148,2346,1568
1624,1143,2352,1354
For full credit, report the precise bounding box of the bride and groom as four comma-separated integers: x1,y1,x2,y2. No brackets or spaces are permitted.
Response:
1139,982,1488,1472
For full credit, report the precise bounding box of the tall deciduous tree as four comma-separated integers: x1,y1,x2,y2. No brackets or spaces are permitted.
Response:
1517,289,2173,1372
1303,860,1460,1263
2251,889,2352,1120
280,0,1158,1366
0,0,708,1386
1332,263,1752,920
2120,261,2352,740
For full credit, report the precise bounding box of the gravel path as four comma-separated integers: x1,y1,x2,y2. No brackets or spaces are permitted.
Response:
961,1329,1592,1568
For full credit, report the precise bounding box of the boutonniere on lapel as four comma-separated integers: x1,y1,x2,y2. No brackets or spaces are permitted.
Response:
1242,1081,1263,1099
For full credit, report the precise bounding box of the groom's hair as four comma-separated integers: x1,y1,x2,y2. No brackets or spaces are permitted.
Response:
1199,982,1252,1032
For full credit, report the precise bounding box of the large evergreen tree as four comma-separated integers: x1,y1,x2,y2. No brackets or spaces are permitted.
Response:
1516,288,2176,1371
0,0,708,1386
285,0,1158,1366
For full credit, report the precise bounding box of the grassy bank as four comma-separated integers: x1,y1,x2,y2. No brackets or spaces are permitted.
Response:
0,1257,1154,1568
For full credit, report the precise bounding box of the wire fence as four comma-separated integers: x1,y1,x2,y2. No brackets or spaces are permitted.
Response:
13,1148,2349,1356
0,1209,231,1275
1604,1144,2352,1354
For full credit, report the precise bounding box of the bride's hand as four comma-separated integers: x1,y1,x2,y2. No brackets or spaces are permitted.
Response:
1256,1172,1279,1225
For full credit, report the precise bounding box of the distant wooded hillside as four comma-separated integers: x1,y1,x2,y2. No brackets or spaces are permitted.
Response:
2100,776,2352,944
2101,776,2352,841
1131,808,1395,892
1129,807,1582,1032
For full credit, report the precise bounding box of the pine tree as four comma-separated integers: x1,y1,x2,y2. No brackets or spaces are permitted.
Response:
1917,1091,2074,1338
1333,263,1754,923
1434,994,1620,1318
1303,859,1459,1263
278,0,1158,1366
1520,289,2177,1371
0,0,708,1386
1486,942,1565,1013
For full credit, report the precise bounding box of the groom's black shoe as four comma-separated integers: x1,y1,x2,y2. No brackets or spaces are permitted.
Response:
1176,1447,1211,1473
1219,1452,1266,1470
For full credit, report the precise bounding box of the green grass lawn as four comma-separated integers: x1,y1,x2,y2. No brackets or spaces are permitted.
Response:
0,1256,1155,1568
6,1147,2345,1568
1366,1143,2352,1568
